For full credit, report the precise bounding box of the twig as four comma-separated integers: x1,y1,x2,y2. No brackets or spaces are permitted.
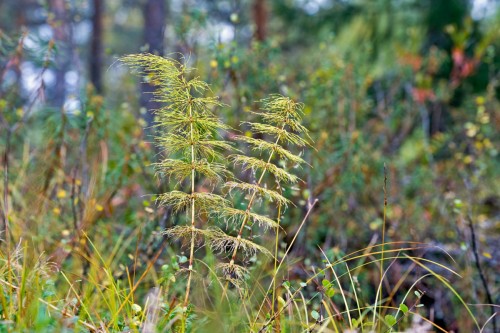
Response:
2,130,12,272
80,117,93,200
70,168,79,231
463,175,497,333
466,214,497,333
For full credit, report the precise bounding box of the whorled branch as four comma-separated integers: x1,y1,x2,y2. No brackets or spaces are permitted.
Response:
209,227,273,258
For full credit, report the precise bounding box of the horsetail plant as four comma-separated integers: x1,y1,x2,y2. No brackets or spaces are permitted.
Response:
120,54,233,312
214,95,311,291
121,55,312,326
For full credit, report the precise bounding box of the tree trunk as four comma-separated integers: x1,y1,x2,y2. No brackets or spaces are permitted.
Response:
48,0,70,107
142,0,166,127
15,0,26,28
90,0,104,94
253,0,267,42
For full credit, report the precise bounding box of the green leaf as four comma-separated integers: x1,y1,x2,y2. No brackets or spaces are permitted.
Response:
352,318,359,328
322,279,331,288
300,282,307,288
326,288,335,298
311,310,320,320
385,314,397,326
399,303,409,314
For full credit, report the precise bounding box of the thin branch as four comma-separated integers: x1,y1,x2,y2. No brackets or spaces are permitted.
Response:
466,214,497,333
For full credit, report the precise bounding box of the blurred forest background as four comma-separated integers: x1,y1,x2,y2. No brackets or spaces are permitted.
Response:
0,0,499,332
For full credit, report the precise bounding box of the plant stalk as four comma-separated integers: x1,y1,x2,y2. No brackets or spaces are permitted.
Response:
184,95,196,311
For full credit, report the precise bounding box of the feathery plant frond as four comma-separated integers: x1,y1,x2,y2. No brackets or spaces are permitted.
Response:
229,155,299,183
224,181,291,207
244,122,310,147
156,110,230,133
257,94,310,135
216,263,250,283
156,191,230,214
235,136,307,165
209,228,273,258
163,225,212,241
220,207,280,230
215,94,311,288
157,133,233,160
121,53,233,312
155,159,231,185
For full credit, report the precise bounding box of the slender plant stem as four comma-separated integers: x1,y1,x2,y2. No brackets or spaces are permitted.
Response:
184,95,196,310
376,163,388,331
2,131,12,295
271,203,282,319
466,215,497,333
382,165,388,320
463,176,497,332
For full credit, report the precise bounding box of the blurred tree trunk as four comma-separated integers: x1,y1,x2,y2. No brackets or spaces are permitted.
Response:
141,0,166,128
253,0,267,41
15,0,26,27
8,1,26,98
90,0,104,93
48,0,70,107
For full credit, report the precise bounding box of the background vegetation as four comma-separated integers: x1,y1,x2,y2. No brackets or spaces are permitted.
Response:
0,0,499,332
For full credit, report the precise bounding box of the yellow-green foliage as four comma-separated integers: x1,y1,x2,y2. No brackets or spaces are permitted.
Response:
121,54,232,309
121,55,313,304
214,95,311,285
